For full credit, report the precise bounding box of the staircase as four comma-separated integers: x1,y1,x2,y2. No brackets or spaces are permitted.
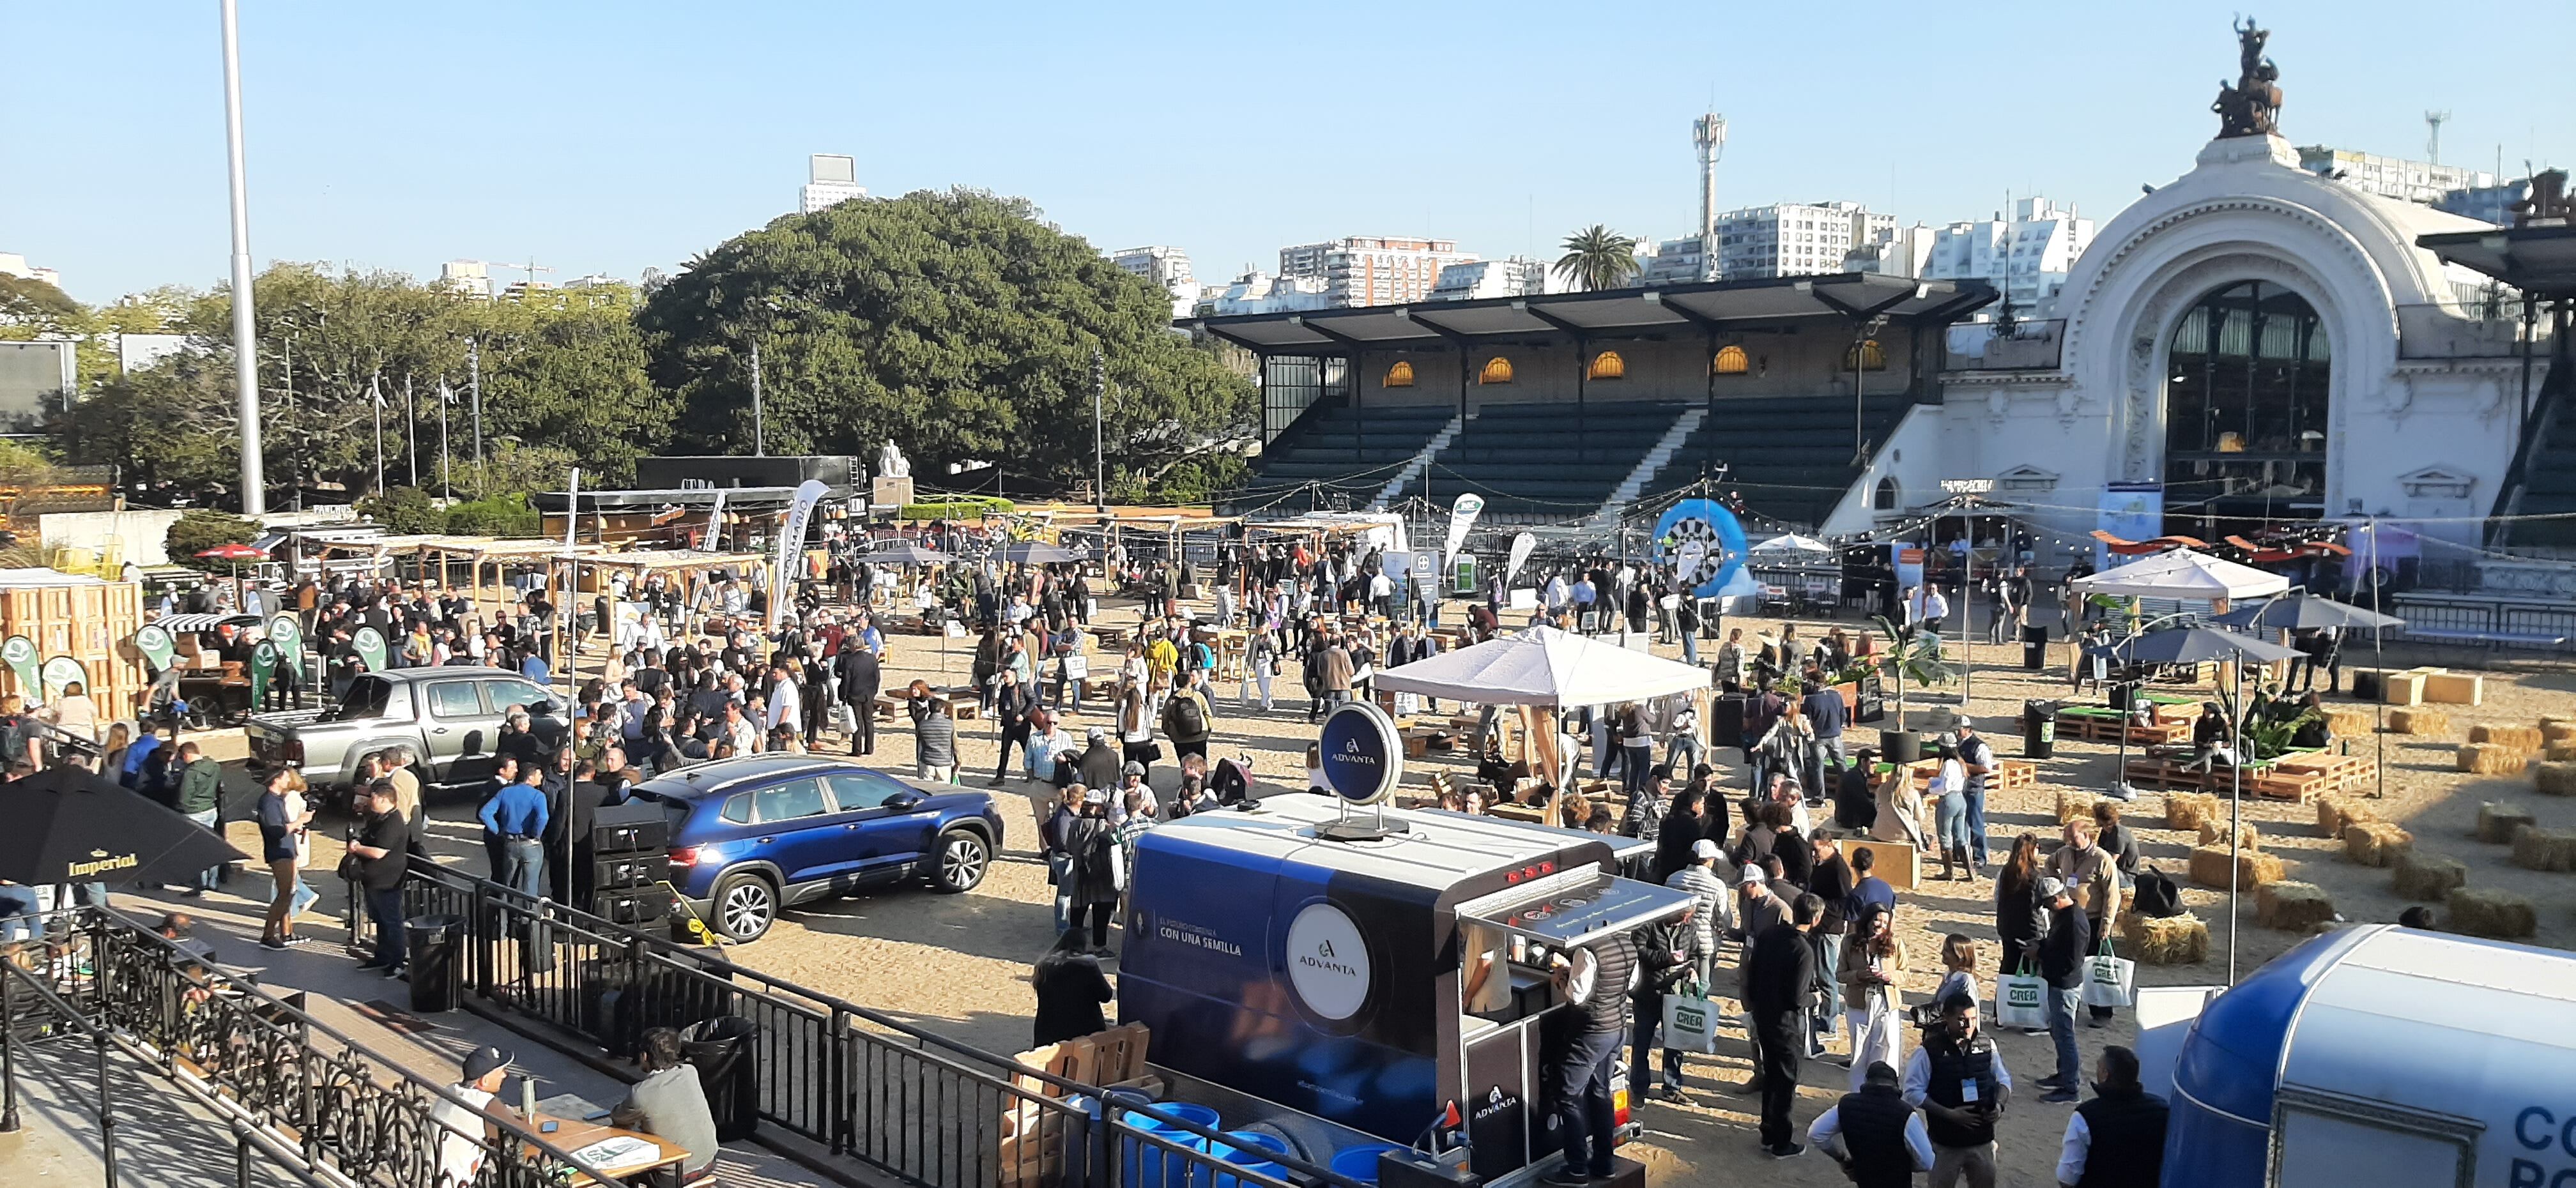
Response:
1370,413,1466,511
2493,358,2575,549
1584,407,1706,529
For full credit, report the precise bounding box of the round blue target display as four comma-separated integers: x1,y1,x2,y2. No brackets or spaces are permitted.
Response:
1652,498,1749,599
1316,701,1404,807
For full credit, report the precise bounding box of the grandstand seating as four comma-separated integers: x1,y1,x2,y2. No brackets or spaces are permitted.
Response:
2497,365,2576,549
1228,402,1453,514
1644,392,1919,529
1383,400,1694,522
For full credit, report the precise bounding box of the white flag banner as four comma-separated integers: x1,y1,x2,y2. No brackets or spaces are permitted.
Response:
438,381,457,405
702,488,730,551
1505,531,1538,583
767,480,829,628
1442,492,1485,568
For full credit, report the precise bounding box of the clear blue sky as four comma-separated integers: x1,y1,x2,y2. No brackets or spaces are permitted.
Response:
6,1,2571,304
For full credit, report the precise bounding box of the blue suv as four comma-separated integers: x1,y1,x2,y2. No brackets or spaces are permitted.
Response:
625,754,1006,942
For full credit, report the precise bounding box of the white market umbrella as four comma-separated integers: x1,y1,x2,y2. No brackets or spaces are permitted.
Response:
1374,625,1708,708
2072,548,2289,600
1750,533,1833,555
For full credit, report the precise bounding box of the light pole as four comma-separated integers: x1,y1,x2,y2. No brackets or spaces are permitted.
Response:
750,340,765,456
467,338,484,482
1091,349,1106,509
218,0,264,515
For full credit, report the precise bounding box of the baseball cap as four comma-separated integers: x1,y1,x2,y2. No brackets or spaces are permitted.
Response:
1123,760,1146,776
1087,726,1107,741
2035,876,2069,901
1082,789,1108,806
1737,866,1768,886
463,1045,513,1082
1691,839,1721,860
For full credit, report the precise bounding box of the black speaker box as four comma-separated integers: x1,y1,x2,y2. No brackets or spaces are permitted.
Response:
591,801,669,855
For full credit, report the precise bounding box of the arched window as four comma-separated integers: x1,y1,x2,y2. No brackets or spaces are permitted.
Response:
2165,278,2332,534
1587,350,1626,381
1478,356,1515,385
1383,360,1415,388
1873,477,1901,511
1712,345,1749,376
1844,339,1887,372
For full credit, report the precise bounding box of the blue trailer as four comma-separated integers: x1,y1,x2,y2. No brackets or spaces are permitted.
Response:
2163,924,2576,1187
1118,793,1690,1184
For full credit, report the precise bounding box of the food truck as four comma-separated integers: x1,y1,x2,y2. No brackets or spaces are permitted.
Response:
2160,924,2576,1187
1117,792,1690,1185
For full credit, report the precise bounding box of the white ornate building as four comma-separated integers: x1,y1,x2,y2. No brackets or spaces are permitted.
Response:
1824,132,2545,560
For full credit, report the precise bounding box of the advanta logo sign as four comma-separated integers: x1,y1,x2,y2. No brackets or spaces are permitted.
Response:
1283,902,1372,1021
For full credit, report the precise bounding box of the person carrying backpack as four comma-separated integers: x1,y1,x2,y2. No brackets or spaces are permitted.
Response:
1064,789,1123,957
1161,671,1214,765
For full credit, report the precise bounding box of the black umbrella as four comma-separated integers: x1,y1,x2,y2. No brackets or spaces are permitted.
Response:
2105,626,2304,666
2213,592,2405,632
862,542,958,566
997,540,1086,565
0,766,249,887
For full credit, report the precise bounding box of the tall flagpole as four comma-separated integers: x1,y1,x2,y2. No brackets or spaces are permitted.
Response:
219,0,265,515
403,373,417,486
369,373,385,496
438,381,453,499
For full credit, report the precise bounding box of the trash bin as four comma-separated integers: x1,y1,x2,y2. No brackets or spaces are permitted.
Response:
2021,624,2050,671
1879,729,1922,765
405,914,464,1014
2023,700,2059,759
681,1015,761,1141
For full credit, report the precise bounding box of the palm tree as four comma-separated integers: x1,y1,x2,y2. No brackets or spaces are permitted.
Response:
1552,225,1641,293
1871,614,1956,735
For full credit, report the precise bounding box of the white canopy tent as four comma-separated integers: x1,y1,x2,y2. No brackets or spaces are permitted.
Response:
1750,533,1834,555
2071,549,2289,600
1374,625,1710,708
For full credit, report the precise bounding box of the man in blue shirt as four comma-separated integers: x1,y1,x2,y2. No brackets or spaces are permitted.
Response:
1798,671,1851,802
477,766,551,899
1570,577,1598,634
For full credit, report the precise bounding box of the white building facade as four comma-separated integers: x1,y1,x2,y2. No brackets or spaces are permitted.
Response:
1713,202,1894,279
2296,146,2494,207
1825,132,2539,561
438,260,493,299
1195,271,1331,317
800,154,868,214
1278,236,1478,307
1431,257,1551,301
1922,197,2097,314
0,253,61,290
1110,246,1202,319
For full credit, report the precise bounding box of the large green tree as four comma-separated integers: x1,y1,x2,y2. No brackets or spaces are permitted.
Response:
640,188,1253,493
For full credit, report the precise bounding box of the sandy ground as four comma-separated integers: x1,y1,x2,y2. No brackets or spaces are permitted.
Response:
171,593,2576,1188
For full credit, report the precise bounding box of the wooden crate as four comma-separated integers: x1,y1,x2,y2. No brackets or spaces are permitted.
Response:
1000,1023,1153,1187
0,578,148,722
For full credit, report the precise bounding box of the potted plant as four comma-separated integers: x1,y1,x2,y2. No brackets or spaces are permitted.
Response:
1871,615,1956,762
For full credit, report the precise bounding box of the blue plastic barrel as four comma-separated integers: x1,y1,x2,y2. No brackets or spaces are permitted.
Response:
1328,1142,1408,1185
1119,1101,1222,1188
1208,1130,1290,1188
1063,1092,1153,1178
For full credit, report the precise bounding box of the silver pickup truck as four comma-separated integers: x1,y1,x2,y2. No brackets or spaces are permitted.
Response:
245,667,567,793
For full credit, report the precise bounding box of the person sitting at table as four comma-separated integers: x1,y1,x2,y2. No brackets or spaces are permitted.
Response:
614,1027,721,1184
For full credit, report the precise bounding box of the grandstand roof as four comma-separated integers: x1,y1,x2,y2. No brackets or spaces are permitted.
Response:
1188,272,1993,353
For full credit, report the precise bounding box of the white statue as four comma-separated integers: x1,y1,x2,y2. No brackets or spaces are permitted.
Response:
877,439,911,479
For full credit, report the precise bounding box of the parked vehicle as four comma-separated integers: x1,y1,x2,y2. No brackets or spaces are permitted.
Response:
245,667,565,794
625,754,1006,942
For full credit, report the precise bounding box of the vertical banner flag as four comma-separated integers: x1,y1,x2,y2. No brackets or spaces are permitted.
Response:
768,480,830,630
40,657,88,702
249,642,277,706
132,625,177,672
351,626,388,672
1505,532,1538,584
2,636,40,703
266,613,303,667
702,488,730,551
1442,493,1485,568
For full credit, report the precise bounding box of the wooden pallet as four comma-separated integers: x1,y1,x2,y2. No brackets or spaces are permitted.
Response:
1895,757,2037,792
1000,1023,1152,1187
2273,753,2375,796
2057,711,2193,746
2120,756,2319,799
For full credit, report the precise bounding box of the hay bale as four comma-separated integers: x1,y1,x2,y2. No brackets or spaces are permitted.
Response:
2541,719,2576,744
2535,761,2576,796
2324,708,2374,738
2257,881,2336,931
2549,740,2576,763
2510,825,2576,872
2477,801,2537,844
2165,791,2220,832
2315,795,2374,837
2055,789,2097,825
2343,821,2413,867
2122,913,2210,964
2198,819,2260,850
2393,853,2468,901
2389,707,2449,736
2458,743,2529,775
2190,844,2283,889
2447,887,2538,939
2472,722,2546,754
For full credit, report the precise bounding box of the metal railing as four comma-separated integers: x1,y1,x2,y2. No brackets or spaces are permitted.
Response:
0,905,634,1188
359,861,1353,1188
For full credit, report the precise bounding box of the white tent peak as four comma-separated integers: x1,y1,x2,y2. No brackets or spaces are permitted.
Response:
1751,533,1833,554
2071,548,2288,599
1372,625,1710,708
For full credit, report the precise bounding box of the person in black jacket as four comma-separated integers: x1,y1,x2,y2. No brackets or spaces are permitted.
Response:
2055,1044,2166,1188
2035,876,2090,1102
1629,905,1702,1104
836,641,881,756
1805,832,1856,1055
1651,789,1708,883
1029,930,1112,1046
1745,893,1822,1158
1542,932,1637,1188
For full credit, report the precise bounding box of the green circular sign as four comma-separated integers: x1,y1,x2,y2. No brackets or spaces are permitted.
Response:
266,614,303,659
134,624,176,669
0,637,33,667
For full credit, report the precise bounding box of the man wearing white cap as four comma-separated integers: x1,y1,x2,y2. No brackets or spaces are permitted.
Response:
1666,838,1731,987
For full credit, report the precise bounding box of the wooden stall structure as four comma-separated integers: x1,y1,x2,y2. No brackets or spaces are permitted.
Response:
318,535,610,613
0,570,148,720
